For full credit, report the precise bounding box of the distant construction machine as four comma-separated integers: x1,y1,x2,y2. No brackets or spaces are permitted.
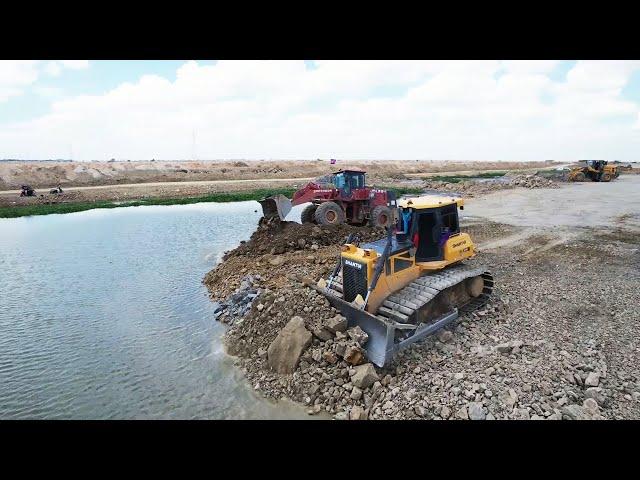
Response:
19,185,36,197
568,160,619,182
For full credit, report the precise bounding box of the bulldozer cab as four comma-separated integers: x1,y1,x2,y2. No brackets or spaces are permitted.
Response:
397,196,463,263
333,169,365,197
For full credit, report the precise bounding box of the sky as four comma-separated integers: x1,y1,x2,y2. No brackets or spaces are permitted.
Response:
1,60,640,161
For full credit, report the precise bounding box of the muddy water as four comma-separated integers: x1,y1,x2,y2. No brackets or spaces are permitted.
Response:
0,202,316,419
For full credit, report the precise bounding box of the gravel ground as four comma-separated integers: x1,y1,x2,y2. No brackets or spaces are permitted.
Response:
204,181,640,420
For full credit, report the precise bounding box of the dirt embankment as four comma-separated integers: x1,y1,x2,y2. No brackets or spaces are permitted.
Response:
205,218,384,304
204,212,640,420
0,160,566,210
394,172,562,198
0,159,560,191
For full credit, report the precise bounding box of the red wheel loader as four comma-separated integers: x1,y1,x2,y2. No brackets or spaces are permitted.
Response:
259,169,395,228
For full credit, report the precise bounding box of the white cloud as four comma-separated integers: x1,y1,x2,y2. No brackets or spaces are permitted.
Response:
45,61,62,77
0,60,40,102
0,60,90,102
59,60,90,70
33,86,65,99
500,60,561,74
0,60,639,161
45,60,90,77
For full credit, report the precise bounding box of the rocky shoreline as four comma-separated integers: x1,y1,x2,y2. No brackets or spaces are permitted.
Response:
204,212,640,420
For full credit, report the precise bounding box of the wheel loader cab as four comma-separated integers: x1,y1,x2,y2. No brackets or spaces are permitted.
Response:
333,169,365,197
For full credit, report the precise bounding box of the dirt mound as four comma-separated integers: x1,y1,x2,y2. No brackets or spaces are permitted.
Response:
413,173,560,198
204,218,386,301
224,217,384,260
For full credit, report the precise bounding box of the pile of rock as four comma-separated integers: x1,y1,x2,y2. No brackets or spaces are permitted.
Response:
266,313,372,373
417,173,558,198
505,174,558,189
206,215,640,420
212,275,262,325
224,276,624,420
224,218,383,260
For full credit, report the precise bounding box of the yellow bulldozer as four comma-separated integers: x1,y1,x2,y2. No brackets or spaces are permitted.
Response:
311,193,493,367
568,160,619,182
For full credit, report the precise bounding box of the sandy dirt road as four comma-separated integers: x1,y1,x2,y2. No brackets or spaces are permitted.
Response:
465,175,640,229
0,177,314,196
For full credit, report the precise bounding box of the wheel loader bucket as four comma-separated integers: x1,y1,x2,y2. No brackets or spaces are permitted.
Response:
310,284,458,367
258,194,292,221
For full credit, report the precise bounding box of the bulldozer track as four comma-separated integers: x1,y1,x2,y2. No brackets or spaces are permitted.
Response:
327,263,493,326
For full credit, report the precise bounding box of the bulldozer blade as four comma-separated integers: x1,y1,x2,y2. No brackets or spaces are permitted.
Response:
314,287,391,367
258,194,292,221
310,284,458,367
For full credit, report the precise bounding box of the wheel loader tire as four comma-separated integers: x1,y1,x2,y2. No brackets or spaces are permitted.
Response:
370,205,393,228
301,204,317,224
602,173,611,182
573,172,586,182
315,201,346,225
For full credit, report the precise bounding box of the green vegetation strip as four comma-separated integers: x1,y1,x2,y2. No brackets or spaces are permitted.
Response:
428,171,507,183
0,188,299,219
376,186,425,196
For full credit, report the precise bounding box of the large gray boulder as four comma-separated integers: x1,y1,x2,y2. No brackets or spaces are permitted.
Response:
351,363,379,389
267,316,313,374
560,404,604,420
468,402,486,420
585,372,600,387
325,314,348,333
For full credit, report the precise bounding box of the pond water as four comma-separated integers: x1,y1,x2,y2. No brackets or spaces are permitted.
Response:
0,202,314,419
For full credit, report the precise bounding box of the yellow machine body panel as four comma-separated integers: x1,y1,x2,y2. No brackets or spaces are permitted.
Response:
397,195,464,209
603,164,618,181
339,232,477,314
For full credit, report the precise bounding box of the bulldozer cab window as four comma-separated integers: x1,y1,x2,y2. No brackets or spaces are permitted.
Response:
440,204,460,234
413,210,443,262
